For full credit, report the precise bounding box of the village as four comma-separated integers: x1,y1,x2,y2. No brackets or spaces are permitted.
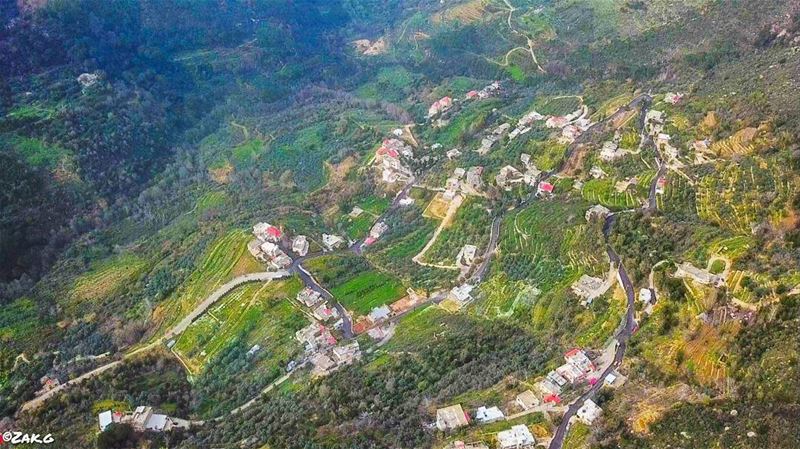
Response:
54,81,767,449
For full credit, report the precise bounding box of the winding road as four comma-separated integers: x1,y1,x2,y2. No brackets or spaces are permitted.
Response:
548,215,637,449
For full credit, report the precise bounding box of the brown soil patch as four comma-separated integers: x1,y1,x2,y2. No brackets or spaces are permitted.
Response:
209,162,233,184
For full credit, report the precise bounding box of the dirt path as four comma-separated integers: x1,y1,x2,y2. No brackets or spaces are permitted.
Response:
412,194,464,268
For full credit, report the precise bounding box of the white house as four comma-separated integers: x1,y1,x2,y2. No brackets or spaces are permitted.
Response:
474,406,504,424
497,425,535,449
577,399,602,425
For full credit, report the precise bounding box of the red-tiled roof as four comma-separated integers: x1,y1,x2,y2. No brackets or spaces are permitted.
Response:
267,226,282,238
539,182,554,192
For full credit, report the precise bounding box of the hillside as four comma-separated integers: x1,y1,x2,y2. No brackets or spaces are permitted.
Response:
2,1,800,448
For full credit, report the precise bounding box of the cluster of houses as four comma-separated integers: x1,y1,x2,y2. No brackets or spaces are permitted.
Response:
428,81,502,123
98,406,190,433
571,274,613,306
495,153,543,191
375,138,414,184
436,404,536,449
295,322,361,377
465,81,501,102
297,287,341,322
443,166,484,201
534,348,597,402
248,223,294,269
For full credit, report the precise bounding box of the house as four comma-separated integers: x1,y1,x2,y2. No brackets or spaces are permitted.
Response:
518,110,545,127
436,404,470,431
466,90,480,100
443,177,461,201
585,204,611,222
520,153,531,166
477,135,498,155
447,148,462,159
523,166,542,186
599,141,624,161
310,352,337,377
537,181,554,196
577,399,602,425
313,303,339,321
349,206,365,218
370,222,389,239
428,97,453,118
291,235,309,256
253,222,282,242
464,166,484,192
98,407,185,433
475,406,505,424
674,262,723,286
497,424,535,449
655,177,667,194
392,128,404,137
449,284,474,304
457,244,478,266
322,234,346,250
560,124,581,143
589,166,607,179
664,92,684,105
297,287,323,307
556,363,586,384
454,167,466,179
496,165,524,190
246,344,261,356
493,123,512,136
368,305,391,323
564,348,595,373
656,133,672,148
515,390,539,411
270,251,293,269
546,116,569,128
399,197,415,206
535,378,562,397
130,406,168,432
247,239,265,260
571,274,609,305
296,323,336,351
546,370,568,387
98,410,114,431
331,341,361,366
260,241,280,257
639,288,653,304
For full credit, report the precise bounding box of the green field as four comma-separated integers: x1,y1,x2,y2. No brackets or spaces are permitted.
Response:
69,253,148,305
151,229,262,336
0,297,41,343
331,271,406,315
173,277,306,374
338,195,390,239
498,199,602,290
582,176,649,210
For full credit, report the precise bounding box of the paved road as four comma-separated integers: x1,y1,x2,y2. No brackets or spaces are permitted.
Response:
470,216,502,283
548,216,637,449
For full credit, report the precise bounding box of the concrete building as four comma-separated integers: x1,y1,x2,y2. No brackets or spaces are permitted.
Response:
292,235,309,256
571,274,610,305
675,262,723,286
515,390,539,411
474,406,504,424
585,204,611,222
436,404,470,431
497,424,535,449
577,399,602,425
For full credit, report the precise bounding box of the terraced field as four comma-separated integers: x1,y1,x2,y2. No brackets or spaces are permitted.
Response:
538,95,583,116
498,199,599,290
173,277,306,375
70,254,148,304
696,159,793,234
423,197,492,265
150,230,263,335
581,173,652,210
